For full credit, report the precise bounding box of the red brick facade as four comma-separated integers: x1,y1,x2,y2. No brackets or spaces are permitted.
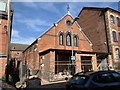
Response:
77,8,107,53
23,12,97,79
77,7,120,70
0,17,8,78
0,19,8,54
0,10,13,78
106,9,120,70
0,58,7,78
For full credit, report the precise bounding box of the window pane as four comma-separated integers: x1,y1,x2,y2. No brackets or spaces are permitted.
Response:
112,31,117,41
70,75,89,85
59,34,63,45
117,17,120,26
110,15,114,24
119,32,120,41
112,73,120,82
93,73,114,83
66,34,71,46
0,2,6,11
66,20,71,26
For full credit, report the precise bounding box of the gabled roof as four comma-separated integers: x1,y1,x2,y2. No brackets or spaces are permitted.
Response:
24,11,93,52
24,12,74,52
78,7,120,16
38,11,74,39
10,43,29,51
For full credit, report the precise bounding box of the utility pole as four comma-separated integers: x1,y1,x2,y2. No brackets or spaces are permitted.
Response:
6,0,11,82
71,17,79,75
67,4,79,75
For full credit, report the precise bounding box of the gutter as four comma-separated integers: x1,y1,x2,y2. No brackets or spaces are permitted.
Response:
103,9,110,54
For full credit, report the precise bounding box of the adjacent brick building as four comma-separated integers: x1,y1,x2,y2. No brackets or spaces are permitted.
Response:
77,7,120,70
10,43,29,68
23,11,98,80
0,1,13,78
10,43,29,60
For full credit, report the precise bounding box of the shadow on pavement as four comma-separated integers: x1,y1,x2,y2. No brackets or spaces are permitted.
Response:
41,82,66,88
23,82,67,90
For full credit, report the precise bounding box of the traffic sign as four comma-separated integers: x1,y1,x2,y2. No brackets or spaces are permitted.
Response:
71,56,75,60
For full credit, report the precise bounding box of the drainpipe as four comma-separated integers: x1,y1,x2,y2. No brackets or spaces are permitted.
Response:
103,10,110,54
6,0,11,82
103,9,112,69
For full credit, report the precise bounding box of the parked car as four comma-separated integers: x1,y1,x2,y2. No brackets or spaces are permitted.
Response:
66,70,120,90
116,70,120,73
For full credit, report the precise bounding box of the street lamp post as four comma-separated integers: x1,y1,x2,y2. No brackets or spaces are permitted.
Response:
71,17,79,75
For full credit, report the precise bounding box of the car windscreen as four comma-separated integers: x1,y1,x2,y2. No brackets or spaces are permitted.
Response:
69,75,89,85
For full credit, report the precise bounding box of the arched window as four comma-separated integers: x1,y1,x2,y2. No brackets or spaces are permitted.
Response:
112,31,117,42
74,36,78,46
110,15,114,24
66,34,71,46
116,48,120,60
59,34,63,45
117,17,120,26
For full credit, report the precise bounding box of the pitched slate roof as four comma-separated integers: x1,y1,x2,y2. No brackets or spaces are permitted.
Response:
10,43,29,51
78,7,120,16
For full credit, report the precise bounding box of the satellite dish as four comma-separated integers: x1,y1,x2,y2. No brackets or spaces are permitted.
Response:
0,2,6,11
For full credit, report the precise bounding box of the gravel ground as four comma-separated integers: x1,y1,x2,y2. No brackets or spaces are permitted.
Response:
0,80,17,90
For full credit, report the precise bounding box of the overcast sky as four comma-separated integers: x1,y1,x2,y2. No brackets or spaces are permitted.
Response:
11,2,120,45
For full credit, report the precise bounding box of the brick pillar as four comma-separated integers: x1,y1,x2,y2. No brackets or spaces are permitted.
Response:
75,54,82,73
49,51,55,73
92,54,97,71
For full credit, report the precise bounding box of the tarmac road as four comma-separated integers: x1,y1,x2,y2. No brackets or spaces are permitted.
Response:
41,82,66,89
23,79,67,90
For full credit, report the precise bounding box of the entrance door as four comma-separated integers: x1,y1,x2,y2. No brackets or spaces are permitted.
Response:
55,54,71,74
55,51,74,75
81,56,92,72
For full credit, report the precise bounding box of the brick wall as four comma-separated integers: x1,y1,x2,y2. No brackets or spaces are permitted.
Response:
106,10,120,69
38,15,92,52
0,57,7,78
77,9,108,53
23,14,95,75
0,18,8,78
77,8,120,70
0,19,8,54
11,50,23,59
